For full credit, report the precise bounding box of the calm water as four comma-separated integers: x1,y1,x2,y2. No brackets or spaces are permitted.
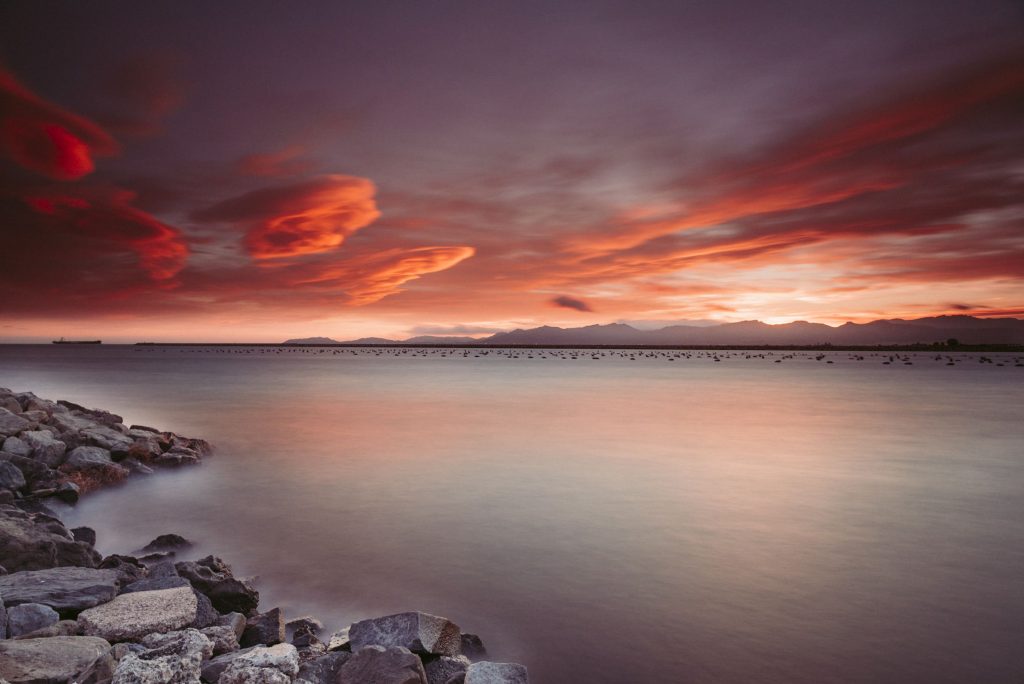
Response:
2,345,1023,683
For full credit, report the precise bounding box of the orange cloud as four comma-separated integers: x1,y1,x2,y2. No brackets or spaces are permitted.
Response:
194,175,381,259
0,68,118,180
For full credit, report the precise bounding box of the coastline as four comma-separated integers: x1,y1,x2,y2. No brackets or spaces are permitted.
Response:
0,387,527,684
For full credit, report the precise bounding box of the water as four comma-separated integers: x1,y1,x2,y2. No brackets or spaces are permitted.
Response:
2,345,1023,683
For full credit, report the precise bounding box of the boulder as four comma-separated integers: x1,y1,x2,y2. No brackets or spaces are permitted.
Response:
349,612,462,656
218,643,300,681
4,456,58,489
219,611,248,639
148,559,181,577
424,655,471,684
71,526,97,545
2,436,32,457
62,445,115,470
57,401,123,427
241,607,285,647
80,426,132,453
191,587,219,629
0,567,117,616
19,431,67,468
0,408,31,437
0,636,116,684
0,460,26,490
139,533,193,554
176,555,259,615
7,602,60,637
297,651,352,684
48,411,97,434
220,666,291,684
11,619,80,639
78,586,199,641
201,646,259,682
464,662,529,684
99,554,149,585
55,481,80,504
286,615,324,636
460,634,487,660
200,624,240,655
0,394,22,414
0,588,6,639
121,575,191,594
112,628,212,684
154,445,201,467
327,626,351,651
0,506,100,572
337,645,428,684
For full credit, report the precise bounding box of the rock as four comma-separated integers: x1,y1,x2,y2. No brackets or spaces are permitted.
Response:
349,612,462,656
0,395,21,414
121,575,191,594
62,445,115,470
121,457,155,475
191,587,219,629
200,646,259,682
241,607,285,647
139,533,193,554
129,424,160,433
327,626,351,651
80,426,132,453
154,446,201,467
19,431,67,468
291,624,322,649
176,556,259,615
1,436,31,457
0,636,116,684
460,634,487,660
71,526,97,545
4,456,57,488
55,481,80,504
56,401,123,427
218,643,300,681
12,619,80,639
218,612,248,639
113,628,212,684
6,602,60,637
112,642,146,660
1,588,6,639
220,666,291,684
463,662,529,684
0,488,15,505
286,615,324,636
78,586,199,641
0,460,26,490
338,645,428,684
0,506,101,571
200,624,240,655
424,656,471,684
99,554,149,584
147,558,180,577
0,408,31,437
297,651,351,684
0,567,118,614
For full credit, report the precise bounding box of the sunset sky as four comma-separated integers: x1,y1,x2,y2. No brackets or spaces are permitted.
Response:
1,0,1022,342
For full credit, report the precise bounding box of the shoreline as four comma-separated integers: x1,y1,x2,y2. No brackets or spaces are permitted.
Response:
0,387,527,684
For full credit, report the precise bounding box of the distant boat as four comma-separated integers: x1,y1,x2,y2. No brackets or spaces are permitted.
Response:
52,338,101,344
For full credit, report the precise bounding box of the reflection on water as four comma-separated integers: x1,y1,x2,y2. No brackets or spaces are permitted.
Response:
2,345,1023,683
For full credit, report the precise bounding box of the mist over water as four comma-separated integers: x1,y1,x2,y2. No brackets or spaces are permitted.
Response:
2,345,1023,683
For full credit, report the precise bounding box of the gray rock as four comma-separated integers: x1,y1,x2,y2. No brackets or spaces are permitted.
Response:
200,646,259,682
147,559,181,578
139,627,215,660
176,555,259,615
241,607,285,647
0,408,31,437
286,615,324,635
11,619,80,639
464,662,529,684
425,656,471,684
0,460,26,490
2,436,31,457
7,602,60,637
3,456,57,489
191,587,219,629
57,401,123,428
62,445,115,470
460,633,487,660
154,446,200,467
112,641,146,660
0,636,116,684
19,431,67,468
218,643,300,681
71,525,97,545
113,628,212,684
0,506,100,572
48,411,97,434
78,586,199,641
0,487,14,505
218,611,248,639
0,394,22,414
327,626,351,651
99,554,149,585
55,481,80,504
219,666,291,684
139,533,193,554
1,587,6,639
80,425,132,452
297,651,351,684
338,645,428,684
349,612,462,656
0,566,118,614
121,575,191,594
200,624,240,655
121,457,155,475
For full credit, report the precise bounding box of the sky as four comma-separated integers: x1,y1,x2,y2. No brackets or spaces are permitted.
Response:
1,0,1022,342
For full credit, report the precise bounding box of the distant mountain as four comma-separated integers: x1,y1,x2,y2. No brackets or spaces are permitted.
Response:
284,316,1024,346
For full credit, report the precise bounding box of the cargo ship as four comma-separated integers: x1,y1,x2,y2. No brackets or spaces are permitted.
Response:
52,338,102,344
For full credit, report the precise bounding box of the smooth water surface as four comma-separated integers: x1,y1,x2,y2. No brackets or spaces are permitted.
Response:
1,345,1023,683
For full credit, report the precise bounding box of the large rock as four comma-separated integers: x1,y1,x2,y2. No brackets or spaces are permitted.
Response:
425,655,471,684
0,567,117,614
0,407,31,437
464,662,529,684
78,586,198,641
99,554,149,585
139,533,193,554
338,645,428,684
201,646,259,682
241,607,285,647
460,634,487,660
297,651,351,684
176,555,259,615
121,574,191,594
218,643,300,684
80,425,132,453
62,445,116,470
112,628,212,684
349,612,462,656
0,636,116,684
7,602,60,636
0,460,26,490
200,624,240,655
20,431,67,468
3,456,58,489
0,506,100,571
2,435,32,457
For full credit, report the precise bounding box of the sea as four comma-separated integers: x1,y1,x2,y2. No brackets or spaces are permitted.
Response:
1,344,1022,683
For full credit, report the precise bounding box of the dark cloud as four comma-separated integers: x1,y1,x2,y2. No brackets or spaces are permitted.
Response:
94,54,185,137
550,295,594,312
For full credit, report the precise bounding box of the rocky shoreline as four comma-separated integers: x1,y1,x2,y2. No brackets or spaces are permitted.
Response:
0,387,528,684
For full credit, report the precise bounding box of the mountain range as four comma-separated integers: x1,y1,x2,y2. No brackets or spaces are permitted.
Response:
284,315,1024,346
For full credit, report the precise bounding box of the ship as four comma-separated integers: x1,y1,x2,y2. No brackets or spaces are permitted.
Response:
52,337,102,344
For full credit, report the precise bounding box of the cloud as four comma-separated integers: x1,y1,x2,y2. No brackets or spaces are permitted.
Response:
550,295,594,312
236,145,313,177
0,68,118,180
94,55,185,137
194,175,381,259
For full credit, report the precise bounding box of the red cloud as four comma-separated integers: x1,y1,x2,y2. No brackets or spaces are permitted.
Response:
194,175,381,259
0,69,118,180
236,145,312,178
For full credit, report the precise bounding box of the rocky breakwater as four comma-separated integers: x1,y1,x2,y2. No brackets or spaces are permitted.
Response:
0,387,527,684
